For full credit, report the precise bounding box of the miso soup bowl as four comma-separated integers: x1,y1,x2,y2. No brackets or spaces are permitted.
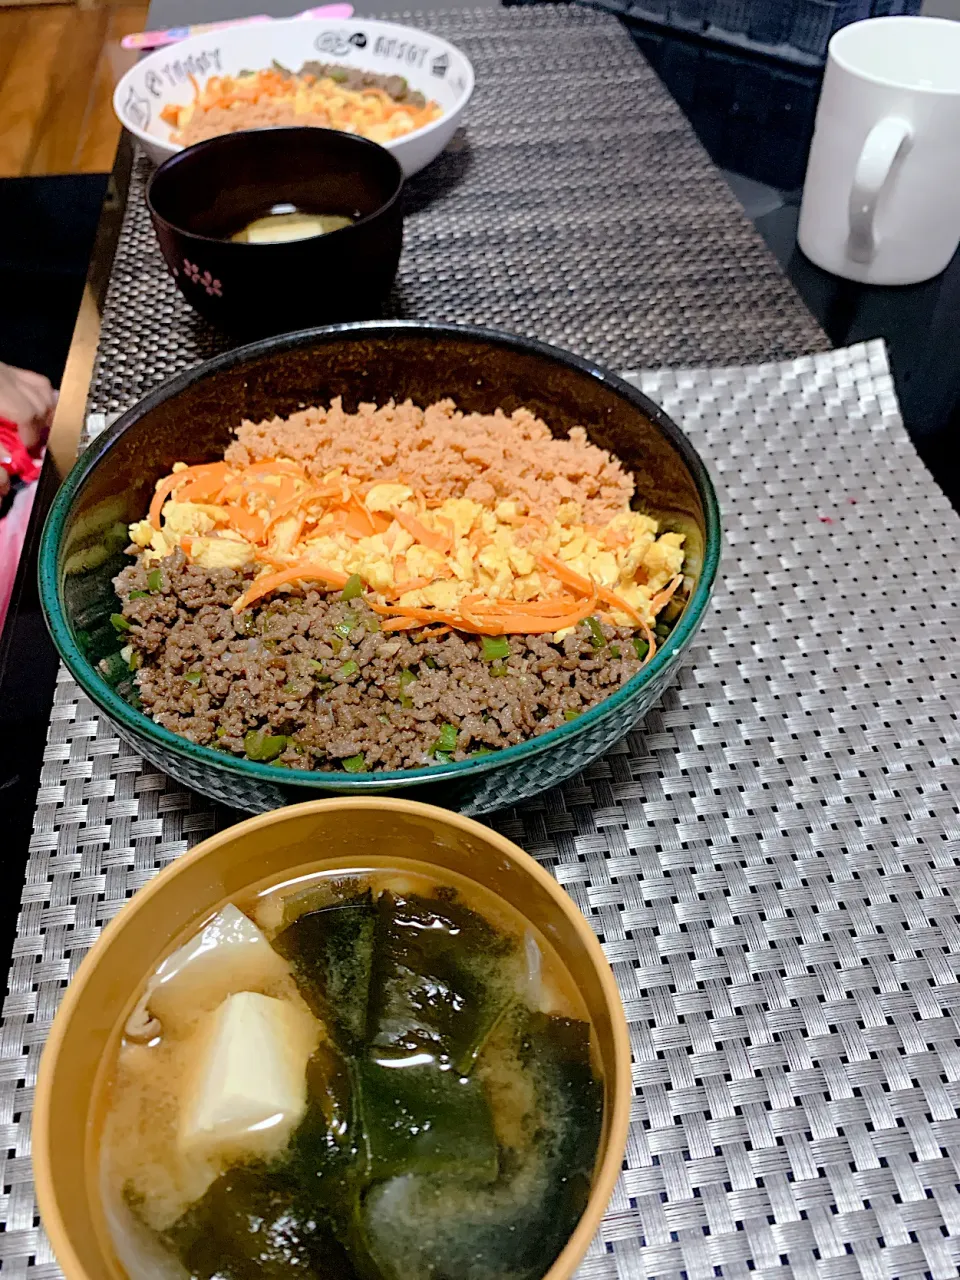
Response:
146,128,405,334
34,798,632,1280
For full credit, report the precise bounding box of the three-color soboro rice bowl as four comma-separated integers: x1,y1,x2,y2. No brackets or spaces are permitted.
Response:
112,398,685,771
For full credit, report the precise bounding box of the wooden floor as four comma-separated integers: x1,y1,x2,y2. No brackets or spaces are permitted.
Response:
0,1,149,177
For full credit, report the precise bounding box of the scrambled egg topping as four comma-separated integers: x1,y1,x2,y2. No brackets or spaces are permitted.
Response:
131,463,684,629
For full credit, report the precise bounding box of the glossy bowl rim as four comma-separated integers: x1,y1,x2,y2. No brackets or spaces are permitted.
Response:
144,126,405,250
38,319,722,789
33,795,633,1280
111,17,476,163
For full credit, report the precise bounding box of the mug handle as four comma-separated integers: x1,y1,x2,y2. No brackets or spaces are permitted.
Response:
848,118,912,264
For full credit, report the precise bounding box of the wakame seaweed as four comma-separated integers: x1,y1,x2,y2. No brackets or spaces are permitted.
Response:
163,1165,360,1280
358,1059,498,1183
272,891,376,1048
359,1008,603,1280
367,890,517,1073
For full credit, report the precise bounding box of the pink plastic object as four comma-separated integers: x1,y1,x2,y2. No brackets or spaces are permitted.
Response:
121,6,355,52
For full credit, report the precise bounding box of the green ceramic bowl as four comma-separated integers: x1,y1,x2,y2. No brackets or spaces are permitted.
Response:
39,322,721,815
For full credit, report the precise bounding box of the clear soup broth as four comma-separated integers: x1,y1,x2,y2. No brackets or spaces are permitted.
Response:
97,860,604,1280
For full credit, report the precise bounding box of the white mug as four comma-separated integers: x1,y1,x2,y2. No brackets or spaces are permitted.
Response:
798,16,960,285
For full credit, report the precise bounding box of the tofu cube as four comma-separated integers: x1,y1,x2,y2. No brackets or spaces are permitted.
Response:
178,991,319,1165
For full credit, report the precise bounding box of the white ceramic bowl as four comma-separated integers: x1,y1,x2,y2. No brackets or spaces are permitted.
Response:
113,17,474,176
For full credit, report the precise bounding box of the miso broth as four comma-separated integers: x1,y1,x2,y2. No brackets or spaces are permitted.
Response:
98,861,604,1280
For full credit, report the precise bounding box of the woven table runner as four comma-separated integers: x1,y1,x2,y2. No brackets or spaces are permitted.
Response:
87,4,827,418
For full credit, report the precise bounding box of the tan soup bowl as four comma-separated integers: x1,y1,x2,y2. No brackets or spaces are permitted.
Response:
34,798,632,1280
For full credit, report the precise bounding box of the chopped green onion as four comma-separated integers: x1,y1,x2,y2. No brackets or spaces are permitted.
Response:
378,715,390,725
655,622,670,640
308,659,325,672
365,615,381,633
243,730,287,762
435,723,458,753
282,682,301,695
334,613,357,638
433,750,453,765
185,672,202,685
110,613,131,633
339,660,359,678
472,746,495,757
564,708,580,722
610,645,621,659
147,569,163,592
330,635,343,655
128,590,149,600
341,574,363,602
423,655,438,670
215,726,226,739
632,636,650,661
342,753,366,773
585,616,606,648
481,635,510,662
399,667,416,709
490,659,508,678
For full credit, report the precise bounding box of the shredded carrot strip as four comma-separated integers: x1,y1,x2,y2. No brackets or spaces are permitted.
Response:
391,507,452,554
379,616,422,632
635,616,657,665
465,594,581,618
380,577,439,600
536,551,646,626
347,490,378,537
535,552,595,597
331,501,377,540
232,562,348,613
224,505,267,543
650,575,683,614
148,469,197,529
597,584,645,627
456,592,599,636
175,463,233,504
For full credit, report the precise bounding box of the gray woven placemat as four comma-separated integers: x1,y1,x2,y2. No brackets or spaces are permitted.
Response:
86,4,827,416
5,339,960,1280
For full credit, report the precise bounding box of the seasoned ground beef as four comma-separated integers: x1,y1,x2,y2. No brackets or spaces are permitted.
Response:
114,552,647,773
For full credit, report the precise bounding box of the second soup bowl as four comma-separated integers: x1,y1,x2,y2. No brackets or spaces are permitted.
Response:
146,127,404,334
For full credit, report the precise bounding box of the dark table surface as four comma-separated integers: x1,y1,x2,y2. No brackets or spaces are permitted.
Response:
1,0,957,969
